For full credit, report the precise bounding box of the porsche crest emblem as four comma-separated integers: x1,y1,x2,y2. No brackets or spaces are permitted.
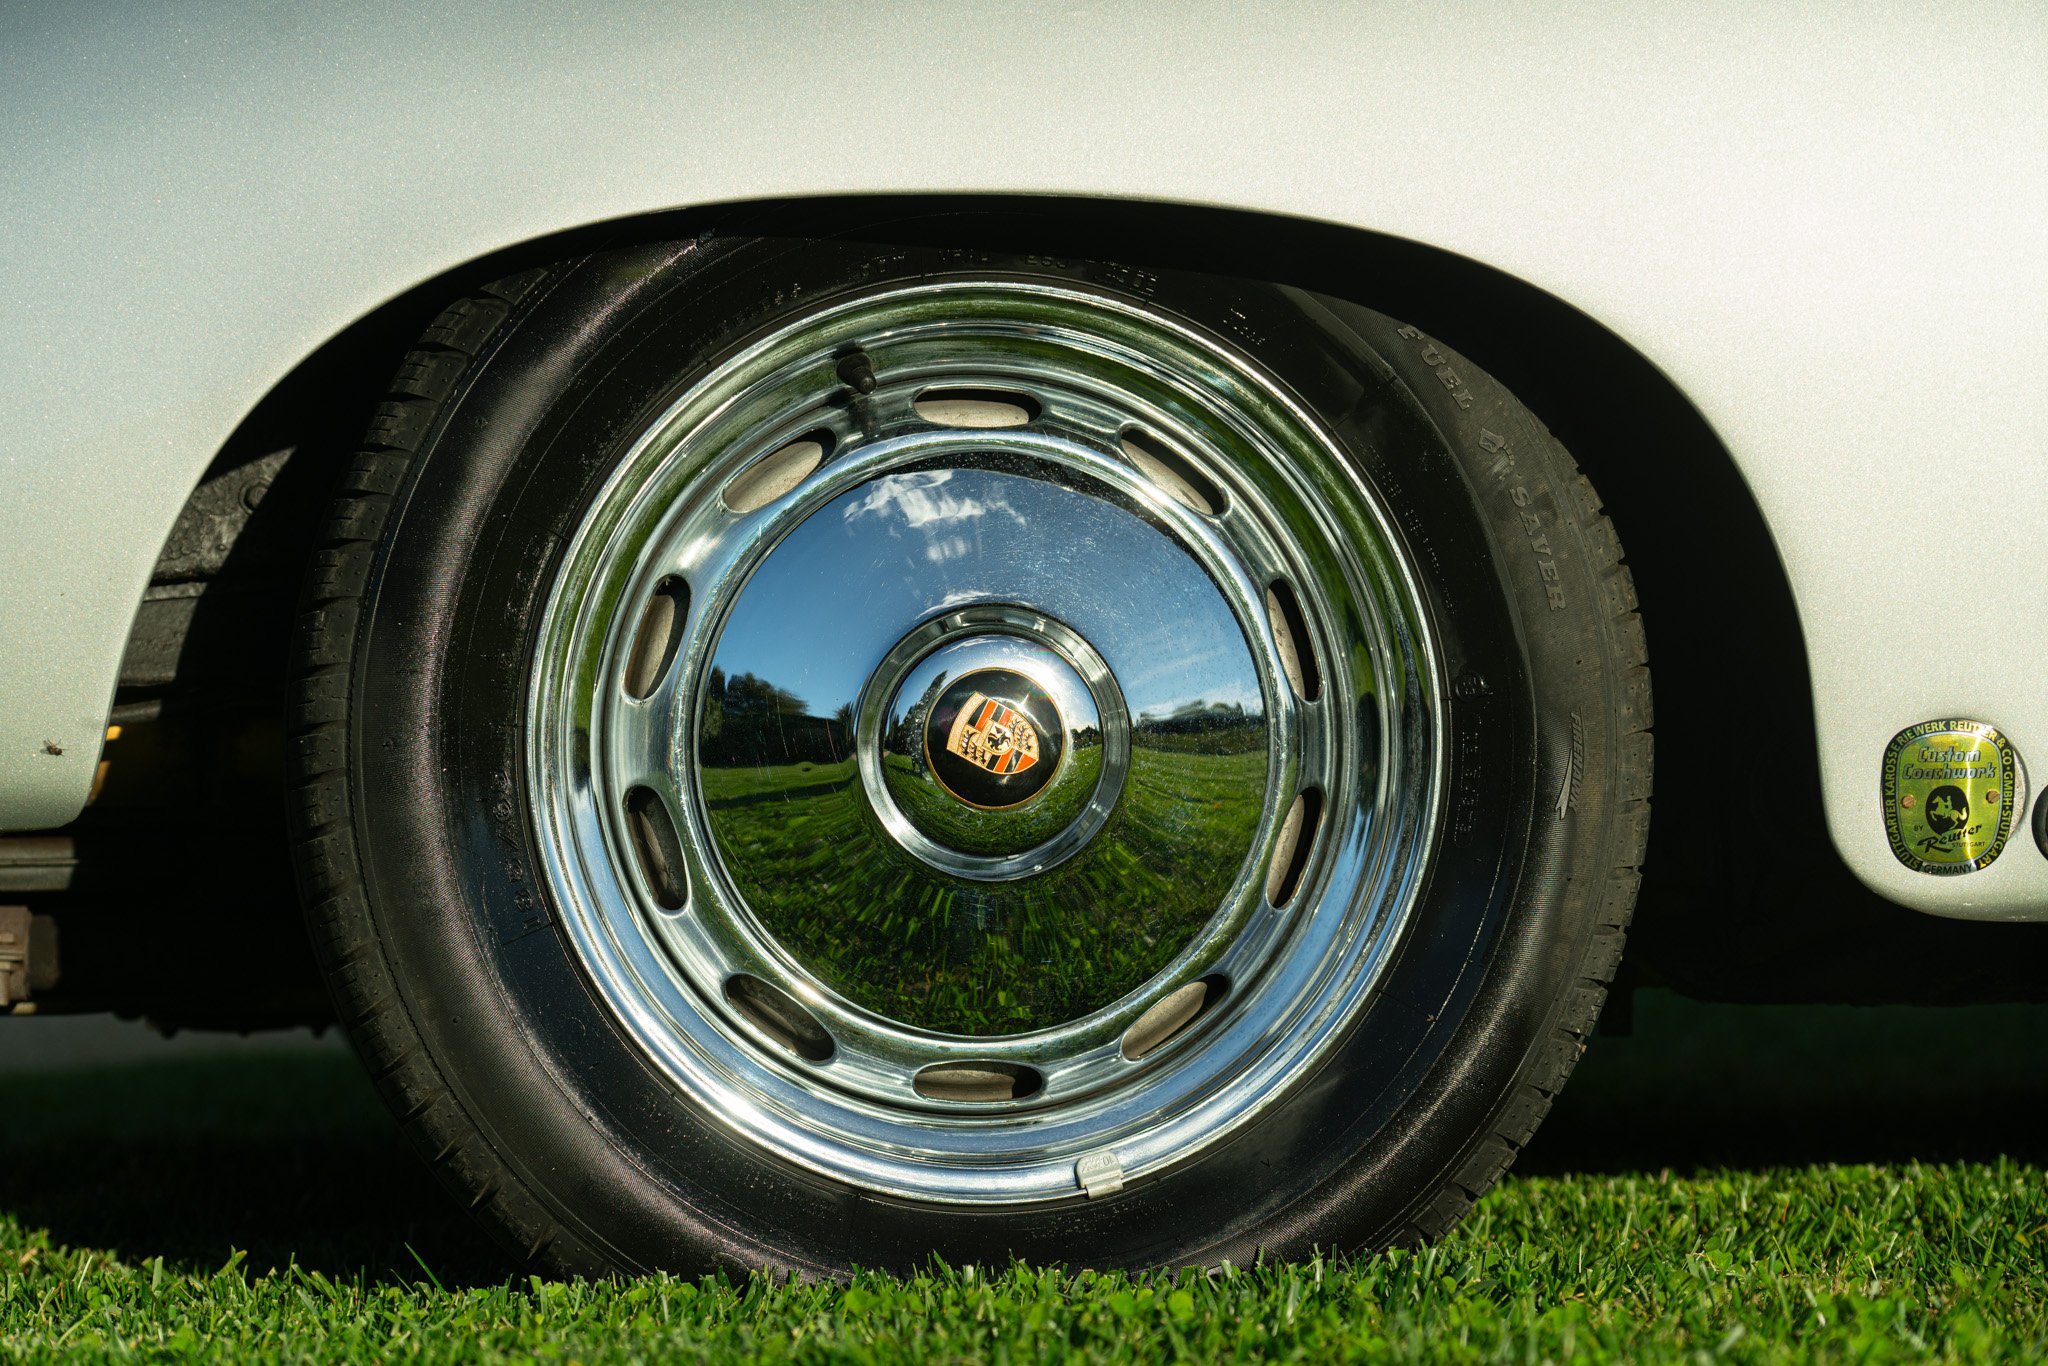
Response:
922,667,1065,810
944,692,1041,775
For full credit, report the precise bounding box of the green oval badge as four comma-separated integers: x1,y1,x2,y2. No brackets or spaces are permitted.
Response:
1881,720,2026,875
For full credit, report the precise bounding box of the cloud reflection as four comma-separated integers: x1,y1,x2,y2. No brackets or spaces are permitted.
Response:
842,471,1027,533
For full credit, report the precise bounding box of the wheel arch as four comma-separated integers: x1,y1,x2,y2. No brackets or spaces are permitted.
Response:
112,195,1820,992
156,200,1790,834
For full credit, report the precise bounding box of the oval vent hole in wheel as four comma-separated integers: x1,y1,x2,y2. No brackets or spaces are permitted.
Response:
622,576,688,699
1266,579,1321,702
623,786,687,911
1120,974,1229,1061
912,388,1039,429
1266,788,1323,908
723,434,828,513
724,974,835,1062
1120,428,1222,516
912,1060,1044,1102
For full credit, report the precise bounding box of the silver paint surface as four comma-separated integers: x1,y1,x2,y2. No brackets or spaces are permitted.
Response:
1,2,2043,917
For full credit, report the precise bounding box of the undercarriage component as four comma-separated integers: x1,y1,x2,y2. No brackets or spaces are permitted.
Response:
0,905,58,1010
0,424,346,1031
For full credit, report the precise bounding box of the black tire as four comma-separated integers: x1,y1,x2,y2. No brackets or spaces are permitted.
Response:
287,228,1649,1277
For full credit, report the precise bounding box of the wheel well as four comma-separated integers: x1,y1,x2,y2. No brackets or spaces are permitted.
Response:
96,194,2046,1011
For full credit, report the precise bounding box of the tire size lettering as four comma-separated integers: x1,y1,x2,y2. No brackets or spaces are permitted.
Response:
1094,262,1159,297
1417,341,1476,411
1394,328,1565,610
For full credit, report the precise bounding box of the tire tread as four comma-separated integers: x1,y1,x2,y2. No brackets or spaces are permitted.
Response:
1384,330,1652,1245
285,274,592,1276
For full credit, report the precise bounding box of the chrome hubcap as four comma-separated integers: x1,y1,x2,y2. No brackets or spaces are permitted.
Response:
528,278,1443,1203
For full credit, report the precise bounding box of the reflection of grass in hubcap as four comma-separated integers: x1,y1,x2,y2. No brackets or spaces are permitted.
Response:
886,747,1101,854
703,744,1264,1036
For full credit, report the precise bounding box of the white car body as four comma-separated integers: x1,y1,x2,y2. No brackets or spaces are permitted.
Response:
2,1,2043,919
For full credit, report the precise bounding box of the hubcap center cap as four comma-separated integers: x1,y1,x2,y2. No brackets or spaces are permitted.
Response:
860,609,1128,875
924,668,1064,809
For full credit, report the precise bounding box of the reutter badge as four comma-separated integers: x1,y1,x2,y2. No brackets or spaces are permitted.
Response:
1881,719,2026,875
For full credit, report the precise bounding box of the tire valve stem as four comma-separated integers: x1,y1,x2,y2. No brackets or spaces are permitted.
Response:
836,350,881,440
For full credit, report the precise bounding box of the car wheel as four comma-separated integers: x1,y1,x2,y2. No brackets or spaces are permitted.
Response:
288,228,1650,1276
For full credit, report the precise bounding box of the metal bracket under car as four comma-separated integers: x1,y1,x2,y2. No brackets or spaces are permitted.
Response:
0,905,58,1010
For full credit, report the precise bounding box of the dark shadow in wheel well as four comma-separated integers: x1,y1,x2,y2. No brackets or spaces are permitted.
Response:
136,194,2046,1011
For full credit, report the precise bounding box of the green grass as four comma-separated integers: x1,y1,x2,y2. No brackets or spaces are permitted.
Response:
3,1164,2041,1363
3,994,2045,1362
698,756,862,805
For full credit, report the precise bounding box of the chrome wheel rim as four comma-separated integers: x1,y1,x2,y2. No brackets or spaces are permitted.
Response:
528,278,1444,1204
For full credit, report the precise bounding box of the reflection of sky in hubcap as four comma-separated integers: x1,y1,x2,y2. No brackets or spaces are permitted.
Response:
712,467,1260,716
699,459,1268,1036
